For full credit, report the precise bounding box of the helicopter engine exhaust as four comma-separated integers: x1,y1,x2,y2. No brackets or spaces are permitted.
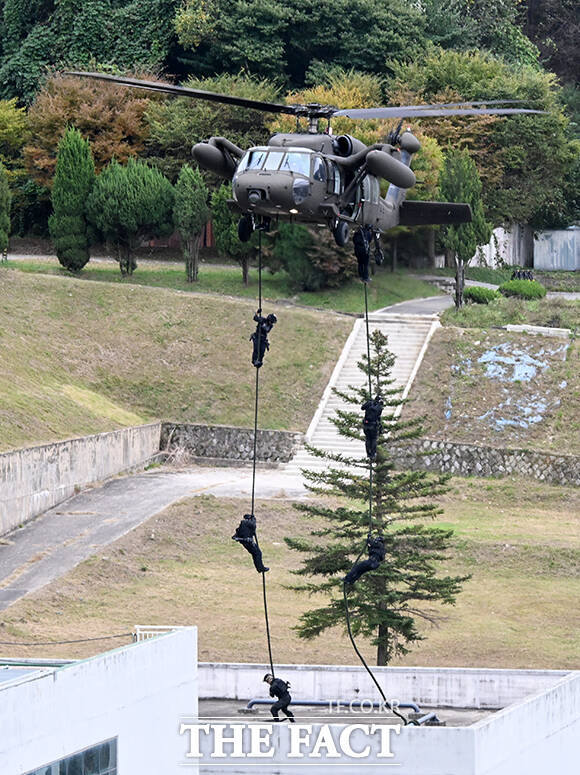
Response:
366,150,416,189
332,135,354,157
192,138,240,179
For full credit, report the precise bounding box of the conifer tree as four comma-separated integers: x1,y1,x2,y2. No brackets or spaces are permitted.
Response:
0,161,11,259
286,330,468,665
86,158,174,276
211,183,254,286
173,164,209,283
48,127,95,272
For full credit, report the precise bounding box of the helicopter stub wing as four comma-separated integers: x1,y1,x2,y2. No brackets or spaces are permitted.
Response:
399,201,472,226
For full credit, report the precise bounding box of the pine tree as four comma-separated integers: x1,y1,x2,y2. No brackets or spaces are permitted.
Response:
173,165,209,283
48,127,95,272
439,149,491,308
0,161,11,259
86,158,174,276
285,329,469,665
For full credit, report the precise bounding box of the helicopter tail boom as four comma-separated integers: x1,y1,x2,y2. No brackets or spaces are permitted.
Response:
398,200,472,226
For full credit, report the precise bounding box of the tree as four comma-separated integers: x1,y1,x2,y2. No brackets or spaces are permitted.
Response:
86,158,174,275
175,0,426,87
267,223,356,291
0,161,11,259
439,149,491,308
24,73,157,189
387,48,574,228
173,164,209,282
286,330,468,665
145,73,280,182
211,183,254,286
0,0,180,102
48,127,96,272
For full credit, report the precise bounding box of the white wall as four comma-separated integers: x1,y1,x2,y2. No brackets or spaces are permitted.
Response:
534,226,579,270
0,627,198,775
0,422,162,535
198,662,568,709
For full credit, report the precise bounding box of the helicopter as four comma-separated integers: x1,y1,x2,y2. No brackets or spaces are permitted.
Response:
68,72,544,260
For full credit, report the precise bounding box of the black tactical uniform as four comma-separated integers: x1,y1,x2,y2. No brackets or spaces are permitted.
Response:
353,226,372,282
232,514,269,573
362,397,384,459
268,677,295,721
250,312,277,368
344,535,386,584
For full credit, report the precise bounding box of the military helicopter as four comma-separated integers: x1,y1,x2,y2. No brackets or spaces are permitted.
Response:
69,72,543,256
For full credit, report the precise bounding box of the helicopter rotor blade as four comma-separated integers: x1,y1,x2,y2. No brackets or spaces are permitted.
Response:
395,99,528,110
65,71,300,116
334,106,546,119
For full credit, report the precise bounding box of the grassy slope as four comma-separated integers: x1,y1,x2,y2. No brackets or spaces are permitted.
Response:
0,270,352,451
3,259,439,315
1,476,578,669
441,295,580,331
404,326,579,455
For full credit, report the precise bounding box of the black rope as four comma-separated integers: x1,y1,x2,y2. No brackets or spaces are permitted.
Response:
342,584,408,724
340,277,411,725
249,226,276,678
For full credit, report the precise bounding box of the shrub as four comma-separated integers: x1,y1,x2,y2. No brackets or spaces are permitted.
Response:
463,286,498,304
49,128,95,272
499,279,547,299
0,161,10,255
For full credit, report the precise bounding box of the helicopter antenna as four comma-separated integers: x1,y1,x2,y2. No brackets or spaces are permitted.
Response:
387,120,404,146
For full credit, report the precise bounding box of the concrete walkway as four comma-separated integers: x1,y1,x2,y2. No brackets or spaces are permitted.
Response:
0,466,307,611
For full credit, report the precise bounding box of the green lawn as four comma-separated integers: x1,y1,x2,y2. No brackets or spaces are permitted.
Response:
0,270,352,451
3,258,438,314
2,475,578,669
440,294,580,330
424,266,580,291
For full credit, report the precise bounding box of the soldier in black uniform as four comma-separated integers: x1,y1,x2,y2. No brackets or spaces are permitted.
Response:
343,534,386,585
362,396,384,459
353,226,372,282
250,311,277,368
263,673,295,722
232,514,269,573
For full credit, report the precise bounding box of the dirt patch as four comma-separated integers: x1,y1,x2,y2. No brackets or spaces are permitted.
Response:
1,475,578,670
405,327,579,455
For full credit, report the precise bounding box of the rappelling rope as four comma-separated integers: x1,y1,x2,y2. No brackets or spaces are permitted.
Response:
342,275,410,726
250,227,275,678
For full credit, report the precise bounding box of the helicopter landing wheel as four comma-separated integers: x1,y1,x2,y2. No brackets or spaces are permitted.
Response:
333,220,350,247
238,214,254,243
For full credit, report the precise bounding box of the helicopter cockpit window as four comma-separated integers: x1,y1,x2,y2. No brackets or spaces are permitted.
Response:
237,149,268,173
327,161,342,195
280,152,311,177
263,151,285,171
312,156,326,182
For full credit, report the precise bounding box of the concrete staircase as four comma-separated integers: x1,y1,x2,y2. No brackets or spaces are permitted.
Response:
285,313,439,474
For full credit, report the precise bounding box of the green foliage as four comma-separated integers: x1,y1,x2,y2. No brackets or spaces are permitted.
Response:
499,279,547,299
388,48,575,228
173,164,209,282
210,183,254,285
48,128,95,272
439,148,491,263
145,73,280,181
269,223,356,291
177,0,426,87
86,158,174,275
463,286,498,304
0,161,11,254
0,98,28,167
0,0,179,102
286,330,468,665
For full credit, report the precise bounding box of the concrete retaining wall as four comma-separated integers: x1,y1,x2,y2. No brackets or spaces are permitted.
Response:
0,423,162,536
391,437,580,487
161,422,302,464
198,662,568,709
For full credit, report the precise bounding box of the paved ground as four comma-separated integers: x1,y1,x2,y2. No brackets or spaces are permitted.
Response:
199,699,494,727
0,465,307,611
